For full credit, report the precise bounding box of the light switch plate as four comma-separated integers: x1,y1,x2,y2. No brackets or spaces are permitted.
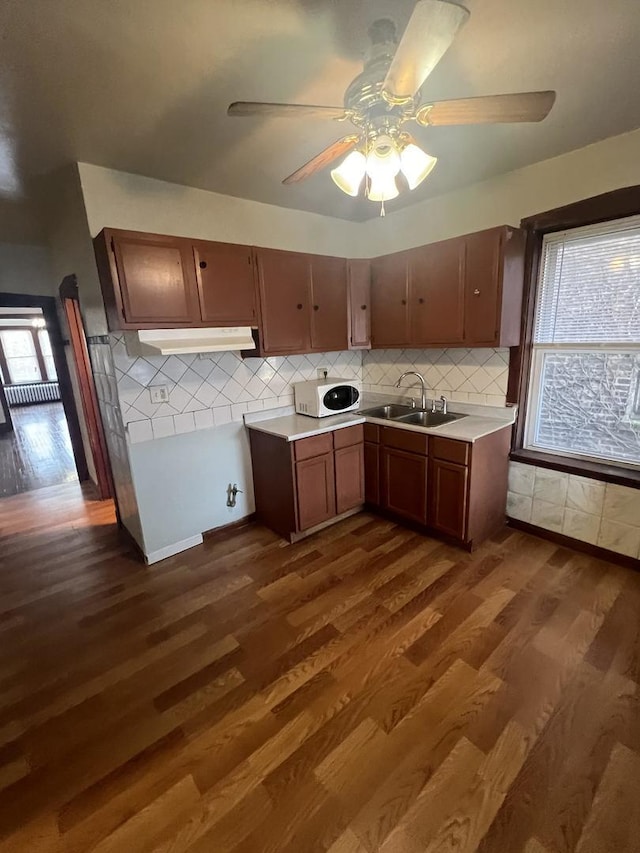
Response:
149,385,169,404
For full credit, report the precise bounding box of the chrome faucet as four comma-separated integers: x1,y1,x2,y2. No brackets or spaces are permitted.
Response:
396,371,428,410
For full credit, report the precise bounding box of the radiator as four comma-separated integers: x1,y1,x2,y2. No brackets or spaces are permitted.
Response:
5,382,61,406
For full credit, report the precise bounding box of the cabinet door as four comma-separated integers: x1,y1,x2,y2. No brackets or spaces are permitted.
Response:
310,256,348,351
464,228,502,346
410,239,465,345
381,447,428,525
111,234,198,326
295,453,336,530
348,259,371,349
429,459,468,540
256,249,311,353
335,443,364,515
370,252,410,347
364,441,380,506
194,242,257,325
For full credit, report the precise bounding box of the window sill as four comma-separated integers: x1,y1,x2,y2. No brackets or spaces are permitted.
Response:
510,448,640,490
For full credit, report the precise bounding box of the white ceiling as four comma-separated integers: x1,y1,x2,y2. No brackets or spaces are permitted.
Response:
1,0,639,240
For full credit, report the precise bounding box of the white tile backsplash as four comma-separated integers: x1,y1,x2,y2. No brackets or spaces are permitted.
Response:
362,347,510,406
110,334,362,444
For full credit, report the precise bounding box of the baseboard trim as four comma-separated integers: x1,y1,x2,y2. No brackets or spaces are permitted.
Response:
145,534,204,565
202,513,257,542
507,517,640,570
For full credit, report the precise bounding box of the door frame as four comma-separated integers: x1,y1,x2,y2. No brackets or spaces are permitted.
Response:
59,276,113,500
0,376,11,434
0,290,89,481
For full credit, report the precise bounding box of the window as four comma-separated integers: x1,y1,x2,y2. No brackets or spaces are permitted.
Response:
0,329,42,384
38,328,58,381
525,215,640,469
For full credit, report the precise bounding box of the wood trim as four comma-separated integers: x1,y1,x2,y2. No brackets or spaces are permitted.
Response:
202,513,257,542
507,517,640,571
60,276,113,500
521,184,640,232
511,185,640,483
0,378,12,434
510,448,640,489
0,291,89,482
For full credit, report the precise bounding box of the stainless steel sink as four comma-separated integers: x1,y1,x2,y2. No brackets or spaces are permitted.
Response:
358,404,415,420
395,411,468,428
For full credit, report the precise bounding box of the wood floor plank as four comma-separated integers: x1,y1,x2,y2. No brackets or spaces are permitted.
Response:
0,486,638,852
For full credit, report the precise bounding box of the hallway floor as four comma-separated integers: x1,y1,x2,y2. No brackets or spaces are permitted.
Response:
0,484,639,851
0,402,77,497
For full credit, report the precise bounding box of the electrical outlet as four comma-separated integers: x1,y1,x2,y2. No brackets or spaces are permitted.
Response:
149,385,169,404
317,367,329,380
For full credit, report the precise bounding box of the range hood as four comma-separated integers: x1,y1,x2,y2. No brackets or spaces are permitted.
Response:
126,327,256,356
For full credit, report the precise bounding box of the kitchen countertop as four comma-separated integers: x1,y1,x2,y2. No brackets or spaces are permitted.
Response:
244,405,515,444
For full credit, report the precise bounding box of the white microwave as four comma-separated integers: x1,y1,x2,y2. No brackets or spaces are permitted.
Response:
294,378,361,418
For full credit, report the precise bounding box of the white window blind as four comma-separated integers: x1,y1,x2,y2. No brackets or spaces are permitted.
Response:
535,215,640,345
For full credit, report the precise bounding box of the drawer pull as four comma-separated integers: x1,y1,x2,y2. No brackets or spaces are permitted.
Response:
199,261,207,269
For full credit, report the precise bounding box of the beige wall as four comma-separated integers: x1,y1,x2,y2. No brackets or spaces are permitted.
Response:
78,163,366,258
0,243,54,297
362,128,640,255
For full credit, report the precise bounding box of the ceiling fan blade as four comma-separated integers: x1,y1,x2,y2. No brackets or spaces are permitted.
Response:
228,101,346,120
382,0,470,103
282,135,360,185
416,91,557,126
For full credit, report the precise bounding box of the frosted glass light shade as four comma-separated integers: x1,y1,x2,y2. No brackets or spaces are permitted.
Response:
366,135,401,180
400,143,437,190
367,174,399,202
331,150,366,196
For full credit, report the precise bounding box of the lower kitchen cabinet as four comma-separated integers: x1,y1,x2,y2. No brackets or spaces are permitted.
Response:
381,447,428,525
428,458,468,539
249,424,364,542
295,453,336,530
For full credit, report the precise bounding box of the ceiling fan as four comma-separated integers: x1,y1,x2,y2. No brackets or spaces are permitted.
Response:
228,0,556,213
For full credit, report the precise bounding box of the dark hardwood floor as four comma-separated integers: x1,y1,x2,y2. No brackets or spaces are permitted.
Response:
0,402,77,497
0,483,638,852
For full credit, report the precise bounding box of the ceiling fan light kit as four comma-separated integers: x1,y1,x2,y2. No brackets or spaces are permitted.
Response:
228,0,556,216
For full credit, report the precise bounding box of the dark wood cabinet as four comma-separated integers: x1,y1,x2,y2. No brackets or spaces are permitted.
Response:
310,255,348,352
347,259,371,349
255,248,311,354
296,453,336,530
194,241,256,325
335,443,365,514
364,441,380,506
370,252,410,347
428,458,468,539
104,232,199,327
464,226,525,347
249,424,364,542
409,238,465,345
381,446,428,525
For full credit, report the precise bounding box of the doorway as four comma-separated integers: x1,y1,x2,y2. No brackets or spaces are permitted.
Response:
0,293,88,498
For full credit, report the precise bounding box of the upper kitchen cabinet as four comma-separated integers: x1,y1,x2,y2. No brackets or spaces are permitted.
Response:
254,247,311,354
193,241,257,326
309,255,348,352
347,259,371,350
370,251,410,347
95,229,200,329
464,225,526,347
409,237,465,346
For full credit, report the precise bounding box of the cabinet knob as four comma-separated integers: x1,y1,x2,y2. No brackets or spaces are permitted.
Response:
296,303,303,310
418,298,424,304
360,304,367,310
199,261,207,270
313,305,319,311
473,289,481,296
401,299,407,305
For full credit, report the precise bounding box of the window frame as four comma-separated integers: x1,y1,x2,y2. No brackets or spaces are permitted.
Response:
510,184,640,489
0,323,55,385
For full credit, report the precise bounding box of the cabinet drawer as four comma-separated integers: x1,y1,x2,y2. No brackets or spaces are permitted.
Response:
363,423,380,444
333,424,363,450
294,432,333,461
381,426,428,456
430,437,470,465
